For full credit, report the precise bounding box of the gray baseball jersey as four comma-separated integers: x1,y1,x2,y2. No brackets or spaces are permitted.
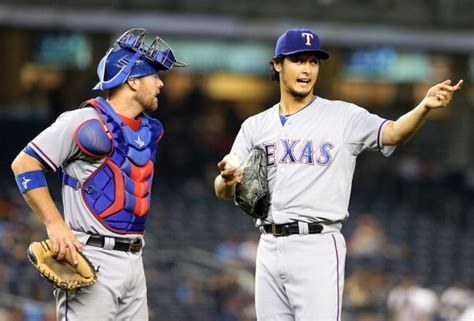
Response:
28,107,143,238
230,96,395,226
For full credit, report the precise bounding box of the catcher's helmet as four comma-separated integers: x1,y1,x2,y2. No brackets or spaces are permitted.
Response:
93,28,187,91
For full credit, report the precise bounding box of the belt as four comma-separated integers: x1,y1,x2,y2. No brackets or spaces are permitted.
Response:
86,235,143,253
262,222,323,237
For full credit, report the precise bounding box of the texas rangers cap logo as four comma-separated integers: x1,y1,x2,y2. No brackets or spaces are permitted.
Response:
301,32,314,46
274,28,330,60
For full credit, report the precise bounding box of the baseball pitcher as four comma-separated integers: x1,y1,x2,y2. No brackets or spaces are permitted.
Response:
215,28,462,321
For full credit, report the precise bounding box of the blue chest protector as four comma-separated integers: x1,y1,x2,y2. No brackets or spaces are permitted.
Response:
61,97,163,234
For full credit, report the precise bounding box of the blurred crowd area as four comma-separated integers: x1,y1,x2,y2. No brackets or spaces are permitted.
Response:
0,26,473,321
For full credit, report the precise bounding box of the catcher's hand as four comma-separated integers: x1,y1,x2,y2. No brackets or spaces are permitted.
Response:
234,146,270,219
27,239,97,290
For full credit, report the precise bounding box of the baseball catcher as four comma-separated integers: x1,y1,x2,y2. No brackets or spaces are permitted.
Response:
11,28,186,320
234,146,270,219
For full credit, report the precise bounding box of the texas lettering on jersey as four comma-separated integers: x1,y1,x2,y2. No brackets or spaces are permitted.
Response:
264,139,335,166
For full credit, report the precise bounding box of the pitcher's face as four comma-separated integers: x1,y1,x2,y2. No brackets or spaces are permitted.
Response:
275,53,320,99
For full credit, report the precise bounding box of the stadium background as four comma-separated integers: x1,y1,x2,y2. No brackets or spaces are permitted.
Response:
0,0,473,320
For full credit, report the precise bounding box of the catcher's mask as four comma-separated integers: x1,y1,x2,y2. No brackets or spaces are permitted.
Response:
93,28,187,91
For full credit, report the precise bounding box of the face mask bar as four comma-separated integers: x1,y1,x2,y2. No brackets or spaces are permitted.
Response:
116,28,187,70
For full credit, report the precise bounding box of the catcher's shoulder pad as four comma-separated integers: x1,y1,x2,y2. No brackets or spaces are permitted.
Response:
75,119,112,158
27,239,97,290
234,146,270,219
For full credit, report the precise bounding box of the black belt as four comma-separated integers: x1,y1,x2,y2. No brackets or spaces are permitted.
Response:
86,235,143,253
262,222,323,237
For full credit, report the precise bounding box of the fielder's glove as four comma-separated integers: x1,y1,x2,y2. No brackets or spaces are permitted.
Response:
27,239,97,290
234,146,270,219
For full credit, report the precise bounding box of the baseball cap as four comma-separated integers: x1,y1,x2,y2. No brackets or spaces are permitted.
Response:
274,28,330,60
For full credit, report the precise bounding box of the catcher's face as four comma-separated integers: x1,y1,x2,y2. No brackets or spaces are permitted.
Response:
135,73,164,113
275,53,320,99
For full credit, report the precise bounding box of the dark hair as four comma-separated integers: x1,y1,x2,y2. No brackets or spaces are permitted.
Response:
269,57,283,82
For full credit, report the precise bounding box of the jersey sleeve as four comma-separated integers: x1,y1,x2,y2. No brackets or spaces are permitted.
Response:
27,108,100,172
343,104,395,157
229,118,254,163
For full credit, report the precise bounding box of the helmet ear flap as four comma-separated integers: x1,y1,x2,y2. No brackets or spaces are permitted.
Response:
94,51,142,91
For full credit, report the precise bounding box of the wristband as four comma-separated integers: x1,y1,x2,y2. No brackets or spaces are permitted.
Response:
15,170,47,193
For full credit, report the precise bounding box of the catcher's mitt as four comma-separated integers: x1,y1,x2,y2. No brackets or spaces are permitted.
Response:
27,239,97,290
234,146,270,219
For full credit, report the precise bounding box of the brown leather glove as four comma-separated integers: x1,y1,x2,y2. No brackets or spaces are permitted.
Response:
27,239,97,290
